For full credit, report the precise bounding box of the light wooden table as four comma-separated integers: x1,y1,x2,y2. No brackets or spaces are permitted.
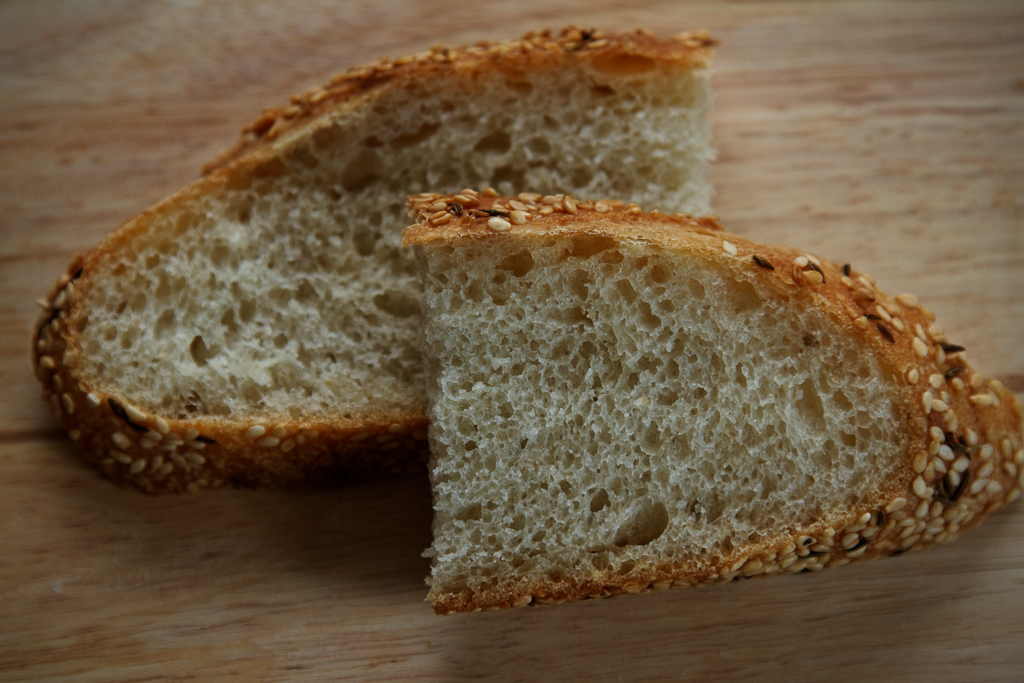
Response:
2,1,1022,681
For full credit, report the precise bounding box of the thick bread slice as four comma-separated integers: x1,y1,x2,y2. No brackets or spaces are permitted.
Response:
30,28,716,492
403,193,1024,614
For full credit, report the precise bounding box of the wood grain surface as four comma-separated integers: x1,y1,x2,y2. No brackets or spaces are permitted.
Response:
1,1,1022,681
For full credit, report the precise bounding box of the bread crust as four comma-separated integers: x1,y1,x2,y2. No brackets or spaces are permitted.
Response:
29,26,715,493
404,192,1024,614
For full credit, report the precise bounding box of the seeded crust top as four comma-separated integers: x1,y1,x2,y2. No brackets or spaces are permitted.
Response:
201,26,717,176
405,191,1024,614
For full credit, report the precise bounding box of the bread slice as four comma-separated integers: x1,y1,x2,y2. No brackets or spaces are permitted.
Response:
31,28,716,492
403,192,1024,614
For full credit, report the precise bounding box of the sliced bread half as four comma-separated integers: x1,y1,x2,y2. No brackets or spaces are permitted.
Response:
403,192,1024,614
31,28,716,492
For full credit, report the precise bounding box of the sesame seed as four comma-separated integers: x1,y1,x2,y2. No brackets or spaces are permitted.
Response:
938,445,955,461
794,256,809,268
150,417,168,435
181,428,198,441
913,451,927,473
481,187,497,197
722,241,738,256
488,217,511,232
509,210,529,225
39,356,56,370
125,405,147,423
986,480,1003,495
952,456,970,473
875,306,892,323
969,394,994,407
853,317,868,330
912,337,929,357
60,393,74,415
431,212,452,225
970,478,988,495
907,369,919,385
111,432,131,449
928,374,944,389
159,463,174,477
257,436,280,448
169,453,187,469
922,391,934,414
979,462,994,478
429,201,447,212
980,444,994,460
885,497,908,513
245,425,266,438
913,475,928,498
929,426,944,440
931,399,949,413
513,595,532,608
896,293,919,307
594,200,611,213
150,455,164,470
129,459,146,474
184,452,205,466
351,432,369,441
804,270,824,285
280,439,295,453
564,196,578,214
139,437,157,449
272,426,287,438
110,450,131,465
1016,449,1024,465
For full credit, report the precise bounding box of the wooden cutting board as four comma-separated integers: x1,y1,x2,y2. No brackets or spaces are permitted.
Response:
2,1,1022,680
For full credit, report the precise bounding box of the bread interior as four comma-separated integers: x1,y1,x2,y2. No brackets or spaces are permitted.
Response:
76,59,711,420
419,233,907,601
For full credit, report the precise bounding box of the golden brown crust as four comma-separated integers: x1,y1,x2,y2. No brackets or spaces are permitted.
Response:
200,27,716,176
29,26,715,494
403,192,1024,614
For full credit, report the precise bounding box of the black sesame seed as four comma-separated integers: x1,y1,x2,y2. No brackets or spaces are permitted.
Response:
843,263,851,277
195,435,217,445
875,322,895,343
752,255,774,271
802,537,814,546
945,432,970,457
940,343,965,353
71,267,84,281
944,366,965,380
449,201,463,216
480,208,510,218
875,510,887,526
865,314,883,321
108,398,128,421
804,550,827,557
126,421,148,433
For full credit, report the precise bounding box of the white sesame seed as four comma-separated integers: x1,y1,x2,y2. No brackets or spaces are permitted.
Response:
159,463,174,477
257,436,280,448
1015,450,1024,465
970,478,988,495
907,368,919,385
875,306,892,323
969,394,994,407
896,293,919,307
913,337,929,357
487,217,511,232
60,393,74,415
124,405,146,423
842,533,859,549
245,425,266,438
931,399,949,413
150,455,164,470
271,426,287,438
1002,438,1012,458
794,256,809,268
110,450,131,465
429,201,447,212
914,500,930,518
986,480,1003,495
184,452,205,466
183,428,199,441
39,356,56,370
953,456,970,473
885,497,908,513
934,346,945,364
979,462,994,479
853,317,868,330
83,393,100,409
892,318,905,332
129,459,146,474
153,417,169,435
933,458,947,474
139,437,157,449
929,426,944,440
564,196,578,214
929,374,944,389
1007,462,1020,477
938,445,955,462
111,432,130,449
169,453,187,469
913,451,927,473
922,391,934,414
722,241,737,256
509,210,529,225
513,595,532,608
980,444,994,460
1009,489,1022,504
280,439,295,453
803,270,824,285
913,476,928,498
928,439,940,456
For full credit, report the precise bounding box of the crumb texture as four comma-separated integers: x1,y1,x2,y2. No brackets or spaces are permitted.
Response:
420,234,906,603
76,57,711,420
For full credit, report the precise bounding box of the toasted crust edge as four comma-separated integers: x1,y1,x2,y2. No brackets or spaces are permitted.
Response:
404,192,1024,614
